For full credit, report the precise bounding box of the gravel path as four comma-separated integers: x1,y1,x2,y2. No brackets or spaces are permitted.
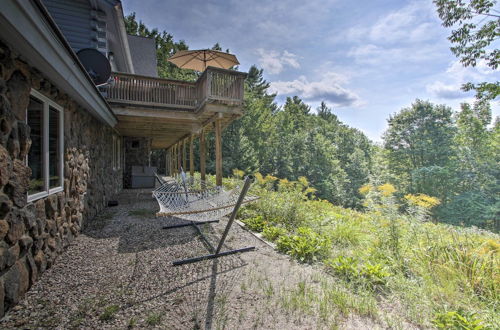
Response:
0,191,377,329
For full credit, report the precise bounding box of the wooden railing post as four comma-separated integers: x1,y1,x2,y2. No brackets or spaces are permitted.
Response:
207,70,212,99
215,117,223,186
200,128,206,182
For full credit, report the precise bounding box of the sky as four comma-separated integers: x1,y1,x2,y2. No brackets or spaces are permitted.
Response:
122,0,500,141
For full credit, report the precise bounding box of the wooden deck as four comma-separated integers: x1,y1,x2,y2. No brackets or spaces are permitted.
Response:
104,67,246,149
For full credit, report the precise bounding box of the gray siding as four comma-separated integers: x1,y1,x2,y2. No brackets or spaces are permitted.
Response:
42,0,94,52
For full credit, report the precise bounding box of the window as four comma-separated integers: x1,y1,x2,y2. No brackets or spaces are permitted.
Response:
113,135,121,170
27,89,64,202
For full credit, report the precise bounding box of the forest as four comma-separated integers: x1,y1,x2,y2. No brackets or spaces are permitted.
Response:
124,1,499,233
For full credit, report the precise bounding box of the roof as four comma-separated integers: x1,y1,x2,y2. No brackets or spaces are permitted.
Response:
0,0,118,126
127,35,158,77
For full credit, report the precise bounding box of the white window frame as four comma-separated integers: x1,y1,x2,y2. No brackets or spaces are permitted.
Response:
27,89,64,202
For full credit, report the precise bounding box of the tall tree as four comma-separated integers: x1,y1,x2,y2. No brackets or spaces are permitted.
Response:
434,0,500,100
383,99,456,200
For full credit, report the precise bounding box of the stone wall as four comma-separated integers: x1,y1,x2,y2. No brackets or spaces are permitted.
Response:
0,39,122,316
123,137,151,188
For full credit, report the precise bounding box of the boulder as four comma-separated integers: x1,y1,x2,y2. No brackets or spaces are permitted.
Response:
6,70,30,121
6,209,25,244
0,219,9,239
0,145,12,187
7,159,30,208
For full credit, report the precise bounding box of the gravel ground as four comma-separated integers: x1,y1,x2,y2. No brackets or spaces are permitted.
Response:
0,190,379,329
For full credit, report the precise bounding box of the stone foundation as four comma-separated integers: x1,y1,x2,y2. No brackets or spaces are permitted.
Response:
0,39,122,316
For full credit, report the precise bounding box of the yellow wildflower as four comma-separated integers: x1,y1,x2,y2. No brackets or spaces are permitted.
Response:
298,176,310,187
232,169,244,179
377,183,396,197
254,172,265,185
279,178,291,188
477,239,500,256
405,194,440,209
359,184,372,195
264,174,278,183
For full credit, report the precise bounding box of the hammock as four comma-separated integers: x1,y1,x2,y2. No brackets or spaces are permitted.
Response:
153,172,258,265
153,172,258,221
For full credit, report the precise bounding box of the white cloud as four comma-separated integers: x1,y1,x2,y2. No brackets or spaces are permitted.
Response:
344,1,438,45
256,49,300,74
426,81,470,99
347,43,440,65
269,72,361,107
426,60,499,99
368,2,437,44
341,1,444,66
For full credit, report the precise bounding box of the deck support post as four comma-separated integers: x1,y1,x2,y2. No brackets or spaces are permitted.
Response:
215,117,223,187
166,148,170,176
182,138,187,172
200,128,206,182
177,142,182,173
189,135,194,178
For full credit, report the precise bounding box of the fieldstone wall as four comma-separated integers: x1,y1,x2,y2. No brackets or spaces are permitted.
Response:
0,39,122,316
123,137,151,188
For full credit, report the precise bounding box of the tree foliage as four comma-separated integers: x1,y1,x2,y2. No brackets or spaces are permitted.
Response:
434,0,500,100
383,99,499,230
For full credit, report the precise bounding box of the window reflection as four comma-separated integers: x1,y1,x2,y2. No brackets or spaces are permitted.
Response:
27,97,44,194
49,106,60,188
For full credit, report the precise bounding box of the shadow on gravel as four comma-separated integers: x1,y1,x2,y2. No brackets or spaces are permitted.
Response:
83,193,249,329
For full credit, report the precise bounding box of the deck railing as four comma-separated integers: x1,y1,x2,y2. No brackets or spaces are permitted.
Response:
105,67,246,110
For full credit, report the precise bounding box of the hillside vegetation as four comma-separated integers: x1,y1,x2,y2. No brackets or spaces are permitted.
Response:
215,173,499,329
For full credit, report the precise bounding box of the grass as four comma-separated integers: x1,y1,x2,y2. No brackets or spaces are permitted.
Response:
99,305,120,321
215,173,500,329
145,312,162,326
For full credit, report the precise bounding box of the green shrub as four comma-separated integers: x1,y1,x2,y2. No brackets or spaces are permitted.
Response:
325,256,359,280
360,262,391,286
276,227,331,263
242,215,267,232
326,257,390,288
262,225,287,242
432,310,486,329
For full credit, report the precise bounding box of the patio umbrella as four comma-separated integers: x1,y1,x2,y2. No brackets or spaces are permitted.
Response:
167,49,239,72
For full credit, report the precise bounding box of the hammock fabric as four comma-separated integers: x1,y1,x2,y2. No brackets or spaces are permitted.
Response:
153,172,258,221
153,173,258,265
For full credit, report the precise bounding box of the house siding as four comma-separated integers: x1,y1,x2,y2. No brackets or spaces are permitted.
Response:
42,0,95,52
0,39,122,316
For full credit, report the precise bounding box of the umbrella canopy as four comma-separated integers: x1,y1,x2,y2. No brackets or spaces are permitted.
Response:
168,49,239,72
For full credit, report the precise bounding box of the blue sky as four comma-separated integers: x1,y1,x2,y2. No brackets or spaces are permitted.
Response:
122,0,500,141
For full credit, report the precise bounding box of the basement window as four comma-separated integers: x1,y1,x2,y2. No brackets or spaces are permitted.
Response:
26,89,64,202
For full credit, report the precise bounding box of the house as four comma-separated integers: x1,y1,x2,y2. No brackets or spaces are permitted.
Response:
0,0,245,316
